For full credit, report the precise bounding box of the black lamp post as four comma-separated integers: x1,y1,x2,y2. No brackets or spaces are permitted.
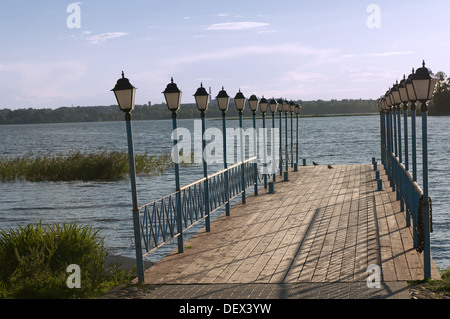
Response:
234,89,247,204
406,69,418,182
162,77,184,253
269,98,278,193
217,87,231,216
410,61,437,280
282,99,289,182
111,72,144,283
249,94,259,196
289,101,295,169
259,96,268,189
277,98,284,177
294,103,301,172
194,83,211,232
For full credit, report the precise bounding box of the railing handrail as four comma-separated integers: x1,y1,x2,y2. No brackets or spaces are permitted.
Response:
138,157,259,256
391,152,424,197
139,157,258,210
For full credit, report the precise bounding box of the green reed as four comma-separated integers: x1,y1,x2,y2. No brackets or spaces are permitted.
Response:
0,221,132,299
0,151,183,182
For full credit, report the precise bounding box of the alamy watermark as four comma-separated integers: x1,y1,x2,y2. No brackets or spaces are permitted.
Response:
171,121,281,176
366,4,381,29
66,2,82,29
66,264,81,289
366,264,382,289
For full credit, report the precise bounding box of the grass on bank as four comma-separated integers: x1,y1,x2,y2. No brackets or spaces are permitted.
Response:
0,221,135,299
0,151,183,182
409,267,450,298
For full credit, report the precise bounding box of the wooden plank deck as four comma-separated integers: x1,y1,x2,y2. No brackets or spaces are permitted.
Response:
143,164,440,285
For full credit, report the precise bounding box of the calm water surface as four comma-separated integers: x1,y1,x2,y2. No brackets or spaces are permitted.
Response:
0,116,448,269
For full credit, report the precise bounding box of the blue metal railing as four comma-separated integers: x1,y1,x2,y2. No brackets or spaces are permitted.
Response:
138,157,258,257
380,102,433,279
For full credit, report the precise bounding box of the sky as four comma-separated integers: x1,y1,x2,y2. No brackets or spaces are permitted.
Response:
1,0,450,110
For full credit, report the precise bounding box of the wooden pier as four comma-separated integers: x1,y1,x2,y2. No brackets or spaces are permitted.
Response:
143,164,440,288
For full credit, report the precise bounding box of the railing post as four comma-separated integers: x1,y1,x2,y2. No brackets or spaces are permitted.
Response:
125,112,145,283
172,112,184,253
421,102,431,279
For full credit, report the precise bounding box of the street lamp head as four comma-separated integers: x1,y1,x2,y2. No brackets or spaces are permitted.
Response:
194,83,210,112
380,97,387,112
163,77,182,112
269,98,278,114
411,60,438,103
406,68,417,103
234,89,246,112
282,100,289,112
248,94,259,112
289,101,296,113
398,75,409,104
385,88,393,109
295,103,301,115
391,81,402,106
277,98,284,112
112,71,137,113
216,87,230,112
259,96,268,114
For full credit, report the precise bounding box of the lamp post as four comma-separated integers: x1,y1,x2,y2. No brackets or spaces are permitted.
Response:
399,75,412,226
249,94,259,196
162,77,184,253
392,82,403,206
217,87,231,216
111,72,144,283
399,75,410,171
406,69,418,182
385,88,394,189
277,98,284,177
194,83,211,232
259,96,269,189
269,98,278,193
289,101,295,169
234,89,247,204
410,60,437,280
283,100,289,182
294,104,301,172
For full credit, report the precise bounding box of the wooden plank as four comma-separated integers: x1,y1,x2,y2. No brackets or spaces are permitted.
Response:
143,164,440,285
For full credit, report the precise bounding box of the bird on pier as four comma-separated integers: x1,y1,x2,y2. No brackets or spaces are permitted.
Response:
328,165,333,169
312,161,319,166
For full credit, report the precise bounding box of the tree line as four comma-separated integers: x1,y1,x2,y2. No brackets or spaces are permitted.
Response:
0,99,381,125
429,71,450,115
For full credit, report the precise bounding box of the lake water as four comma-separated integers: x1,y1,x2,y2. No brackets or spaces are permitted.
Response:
0,115,448,270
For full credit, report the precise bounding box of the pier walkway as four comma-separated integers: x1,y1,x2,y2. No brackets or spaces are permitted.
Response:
139,163,440,299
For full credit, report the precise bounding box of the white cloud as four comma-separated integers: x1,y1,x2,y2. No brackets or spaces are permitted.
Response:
364,51,414,57
171,43,338,65
1,60,89,103
84,32,129,44
205,22,270,31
